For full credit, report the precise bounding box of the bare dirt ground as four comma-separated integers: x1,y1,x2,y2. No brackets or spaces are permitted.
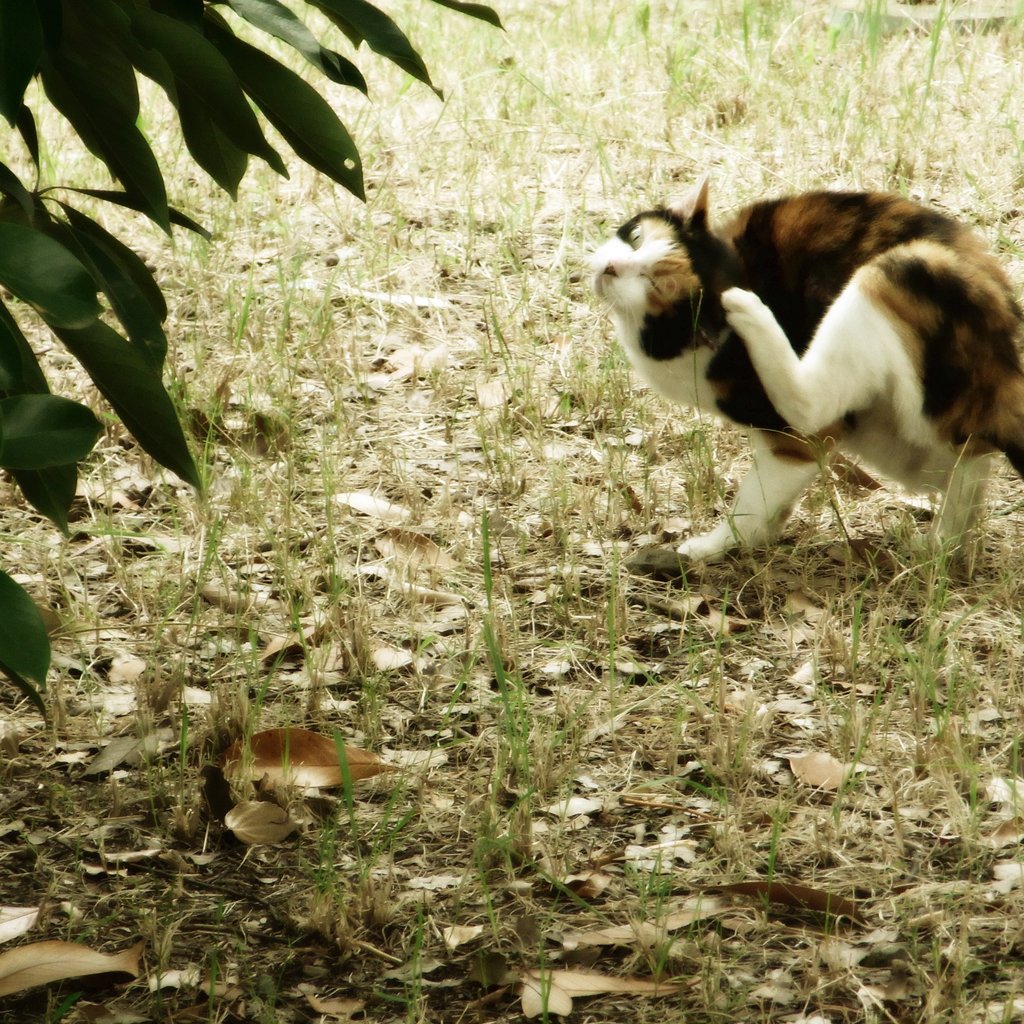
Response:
4,3,1024,1022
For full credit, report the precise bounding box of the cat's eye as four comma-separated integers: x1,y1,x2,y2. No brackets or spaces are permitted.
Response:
629,225,643,248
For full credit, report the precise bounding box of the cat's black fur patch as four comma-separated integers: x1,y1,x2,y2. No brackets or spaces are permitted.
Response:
638,306,697,360
707,333,789,431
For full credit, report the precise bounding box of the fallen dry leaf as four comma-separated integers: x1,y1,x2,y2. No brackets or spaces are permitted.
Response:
638,591,750,634
335,491,412,523
441,924,485,951
199,581,284,614
719,880,862,923
83,736,146,777
475,378,511,409
976,997,1024,1023
73,683,137,719
107,655,147,684
303,991,366,1018
381,957,445,982
988,818,1024,849
394,580,464,607
74,1002,150,1023
385,341,450,376
521,969,683,1018
521,972,573,1017
544,796,603,818
260,623,320,664
750,968,799,1004
405,873,463,892
857,973,917,1007
370,643,418,671
84,730,175,777
375,528,458,574
220,728,387,790
0,907,39,945
986,776,1024,811
991,860,1024,894
789,751,856,791
624,837,698,869
563,870,612,901
785,589,826,622
563,896,726,949
224,801,297,846
0,939,143,997
148,965,201,991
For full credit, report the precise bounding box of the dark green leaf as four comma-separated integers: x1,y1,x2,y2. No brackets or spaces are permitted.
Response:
309,0,441,97
176,87,249,197
53,319,200,487
0,394,102,470
156,0,205,28
58,5,141,121
0,569,50,688
0,303,74,530
0,161,33,219
35,0,62,50
0,0,43,126
40,67,170,232
0,301,49,394
1,663,47,715
221,0,367,92
97,0,180,96
57,203,169,367
58,204,166,321
59,189,211,240
41,4,171,226
426,0,503,28
129,6,288,177
0,223,102,328
12,465,77,534
208,28,364,199
16,106,40,168
84,1,244,194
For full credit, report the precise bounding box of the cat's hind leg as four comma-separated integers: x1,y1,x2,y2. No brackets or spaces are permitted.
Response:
721,283,907,436
678,431,821,560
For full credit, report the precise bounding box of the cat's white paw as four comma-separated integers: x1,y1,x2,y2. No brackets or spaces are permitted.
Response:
721,287,774,339
676,529,732,562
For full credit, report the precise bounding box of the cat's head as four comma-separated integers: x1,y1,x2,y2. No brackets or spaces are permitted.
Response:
590,178,738,341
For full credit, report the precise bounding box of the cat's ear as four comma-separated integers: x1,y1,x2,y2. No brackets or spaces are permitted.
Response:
668,176,710,228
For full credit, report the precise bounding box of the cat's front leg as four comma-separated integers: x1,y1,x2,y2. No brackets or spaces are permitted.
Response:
677,431,821,561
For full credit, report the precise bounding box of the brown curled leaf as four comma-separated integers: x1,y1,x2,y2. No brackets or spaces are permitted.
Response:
719,880,863,923
219,728,388,790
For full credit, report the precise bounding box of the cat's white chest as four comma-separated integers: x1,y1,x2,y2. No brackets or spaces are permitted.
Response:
613,314,717,411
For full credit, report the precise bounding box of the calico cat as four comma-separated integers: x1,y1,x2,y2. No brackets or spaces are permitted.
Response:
591,179,1024,561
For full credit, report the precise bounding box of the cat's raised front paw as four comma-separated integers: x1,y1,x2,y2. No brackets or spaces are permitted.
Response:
721,287,774,339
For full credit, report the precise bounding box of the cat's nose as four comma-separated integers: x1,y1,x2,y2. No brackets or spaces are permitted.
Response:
602,263,619,278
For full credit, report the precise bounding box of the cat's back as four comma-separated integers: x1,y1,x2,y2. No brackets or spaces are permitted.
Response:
726,190,966,260
720,190,999,347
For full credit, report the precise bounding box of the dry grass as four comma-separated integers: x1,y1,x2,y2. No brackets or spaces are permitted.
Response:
5,1,1024,1021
